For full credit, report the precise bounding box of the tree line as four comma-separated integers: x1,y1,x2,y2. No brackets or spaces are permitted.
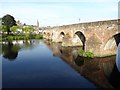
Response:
1,14,35,35
0,14,43,40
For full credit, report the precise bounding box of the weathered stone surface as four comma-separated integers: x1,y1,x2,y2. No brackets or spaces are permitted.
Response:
43,19,119,57
62,34,72,47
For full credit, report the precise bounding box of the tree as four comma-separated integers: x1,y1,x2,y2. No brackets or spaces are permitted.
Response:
2,14,17,35
10,26,21,34
23,26,34,33
0,25,7,34
22,26,34,39
0,18,2,24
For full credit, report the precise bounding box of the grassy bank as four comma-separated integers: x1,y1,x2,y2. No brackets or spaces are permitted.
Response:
0,34,43,41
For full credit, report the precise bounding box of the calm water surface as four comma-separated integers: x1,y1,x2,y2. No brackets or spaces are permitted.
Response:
1,40,120,89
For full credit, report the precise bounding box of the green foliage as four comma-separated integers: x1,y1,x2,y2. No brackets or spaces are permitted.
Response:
22,26,35,39
22,26,34,34
78,49,94,58
10,26,21,34
0,25,7,33
35,34,43,39
7,36,13,41
2,14,17,34
1,34,43,41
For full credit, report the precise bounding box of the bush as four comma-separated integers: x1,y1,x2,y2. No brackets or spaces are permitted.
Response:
35,35,43,39
78,49,94,58
7,36,13,41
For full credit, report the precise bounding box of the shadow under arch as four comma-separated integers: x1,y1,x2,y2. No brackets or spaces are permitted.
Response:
47,33,50,36
58,32,65,42
104,36,117,50
43,32,46,35
104,32,120,51
60,32,65,38
74,31,86,50
60,32,65,36
114,33,120,46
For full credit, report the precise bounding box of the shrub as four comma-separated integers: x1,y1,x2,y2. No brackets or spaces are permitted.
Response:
35,35,43,39
78,49,94,58
7,36,13,41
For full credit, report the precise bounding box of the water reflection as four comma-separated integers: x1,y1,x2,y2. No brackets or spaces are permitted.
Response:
3,40,97,88
1,40,40,61
45,41,120,89
2,41,20,60
74,56,84,67
2,40,120,89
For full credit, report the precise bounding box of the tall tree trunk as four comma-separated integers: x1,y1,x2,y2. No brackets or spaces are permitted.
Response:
7,28,10,35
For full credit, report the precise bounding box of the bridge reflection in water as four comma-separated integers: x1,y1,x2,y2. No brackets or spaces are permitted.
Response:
45,41,120,89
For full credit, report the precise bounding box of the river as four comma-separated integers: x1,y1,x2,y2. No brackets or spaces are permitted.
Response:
1,40,120,89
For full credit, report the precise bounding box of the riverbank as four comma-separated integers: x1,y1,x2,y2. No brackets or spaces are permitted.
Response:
0,34,43,41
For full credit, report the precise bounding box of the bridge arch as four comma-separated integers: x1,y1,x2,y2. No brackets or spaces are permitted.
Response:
58,31,65,42
104,33,120,50
60,32,65,36
43,32,46,35
113,33,120,46
104,36,117,50
73,31,86,47
47,32,50,36
45,32,51,40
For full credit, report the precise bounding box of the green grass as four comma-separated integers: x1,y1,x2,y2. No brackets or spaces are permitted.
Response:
1,34,43,41
78,49,94,58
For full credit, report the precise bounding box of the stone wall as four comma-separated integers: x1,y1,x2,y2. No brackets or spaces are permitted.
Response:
43,19,119,57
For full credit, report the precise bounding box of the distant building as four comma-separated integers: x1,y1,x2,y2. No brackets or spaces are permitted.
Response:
33,20,43,34
16,20,23,26
37,20,39,28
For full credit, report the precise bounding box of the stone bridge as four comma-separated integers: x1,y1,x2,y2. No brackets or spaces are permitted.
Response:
43,19,120,57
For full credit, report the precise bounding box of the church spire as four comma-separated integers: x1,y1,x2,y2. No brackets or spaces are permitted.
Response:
37,20,39,28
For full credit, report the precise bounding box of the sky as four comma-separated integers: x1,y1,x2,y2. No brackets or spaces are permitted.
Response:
0,0,119,26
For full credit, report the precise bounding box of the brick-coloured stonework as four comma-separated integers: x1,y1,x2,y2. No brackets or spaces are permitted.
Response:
43,19,119,57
